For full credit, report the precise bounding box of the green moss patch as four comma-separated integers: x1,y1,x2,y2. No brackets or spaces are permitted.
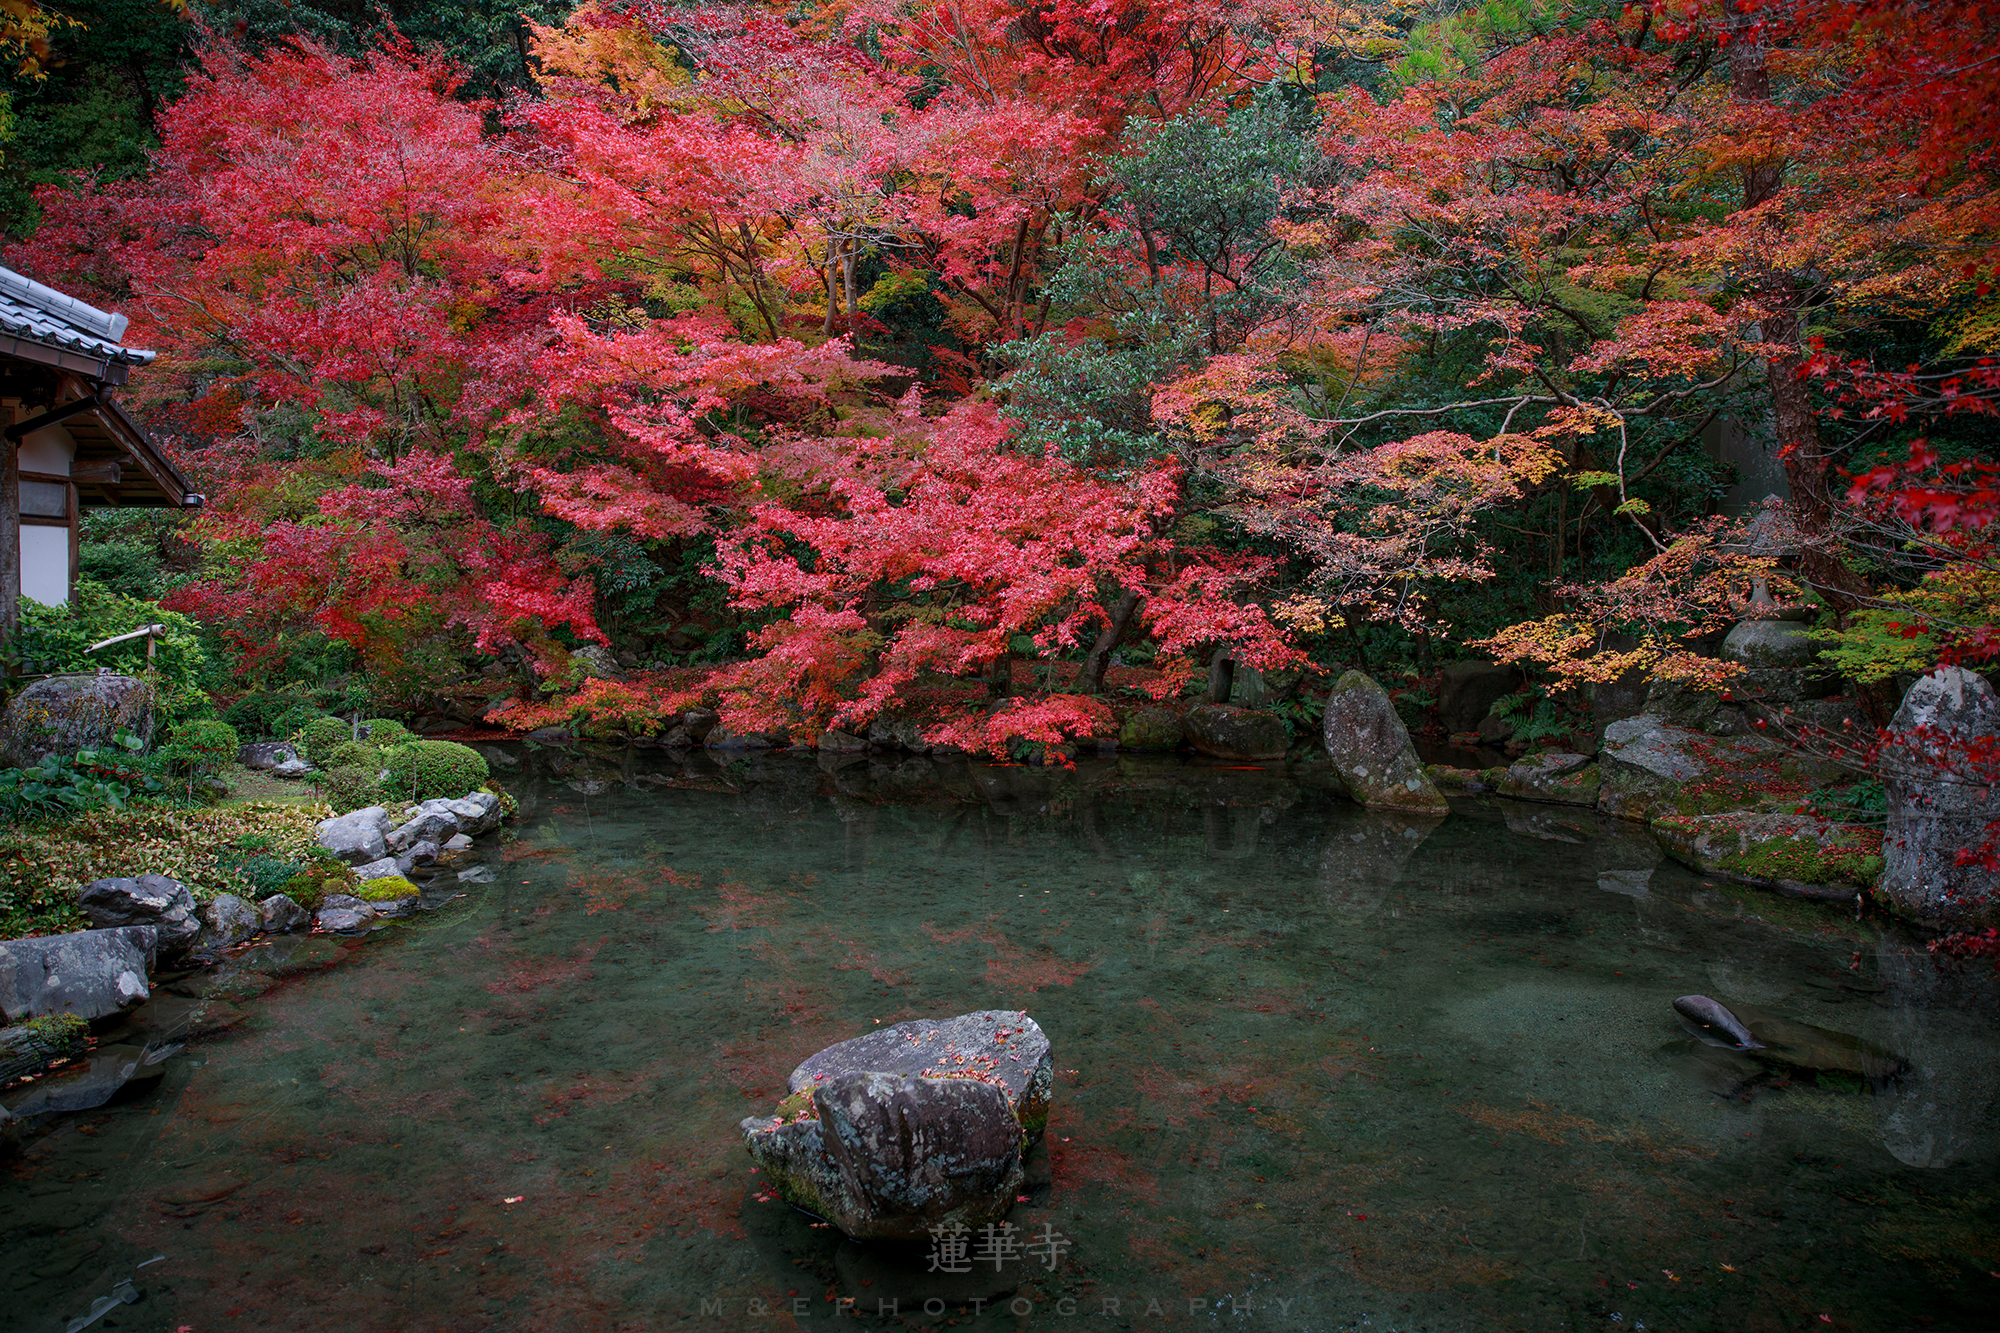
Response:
355,876,420,902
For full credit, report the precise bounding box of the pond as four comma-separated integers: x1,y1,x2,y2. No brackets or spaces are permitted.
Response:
4,747,1998,1332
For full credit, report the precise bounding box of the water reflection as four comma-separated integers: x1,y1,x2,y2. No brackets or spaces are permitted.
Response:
2,745,1996,1332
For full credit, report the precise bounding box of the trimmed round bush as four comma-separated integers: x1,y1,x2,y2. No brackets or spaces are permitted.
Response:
380,740,488,802
362,718,415,747
318,763,381,813
293,716,352,767
322,739,378,771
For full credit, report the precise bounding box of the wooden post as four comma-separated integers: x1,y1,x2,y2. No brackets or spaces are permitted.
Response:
1,438,18,650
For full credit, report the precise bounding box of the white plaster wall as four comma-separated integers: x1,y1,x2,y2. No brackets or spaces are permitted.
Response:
21,524,69,607
17,423,74,475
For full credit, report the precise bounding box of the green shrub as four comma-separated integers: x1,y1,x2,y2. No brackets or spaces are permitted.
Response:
270,704,324,743
211,850,309,899
380,740,487,802
164,718,240,776
293,716,354,767
322,739,378,771
317,763,381,813
20,1012,88,1056
362,718,415,747
280,863,353,910
14,582,213,724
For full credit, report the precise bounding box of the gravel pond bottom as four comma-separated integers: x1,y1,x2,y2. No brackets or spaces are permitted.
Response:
4,748,1998,1332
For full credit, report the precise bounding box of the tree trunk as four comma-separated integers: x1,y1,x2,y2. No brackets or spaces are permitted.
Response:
1080,589,1140,694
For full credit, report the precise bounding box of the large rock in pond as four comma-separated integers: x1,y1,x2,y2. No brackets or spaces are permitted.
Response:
0,673,156,769
78,875,201,957
1320,672,1449,814
1879,667,2000,924
1437,660,1521,734
317,806,393,865
1653,811,1882,899
740,1011,1051,1241
0,927,156,1023
1183,704,1286,761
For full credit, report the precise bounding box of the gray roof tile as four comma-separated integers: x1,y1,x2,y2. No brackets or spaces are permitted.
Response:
0,264,155,367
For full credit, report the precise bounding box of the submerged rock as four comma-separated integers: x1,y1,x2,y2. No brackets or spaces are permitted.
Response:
741,1011,1052,1241
1320,671,1449,813
0,673,156,769
0,927,156,1023
78,875,201,957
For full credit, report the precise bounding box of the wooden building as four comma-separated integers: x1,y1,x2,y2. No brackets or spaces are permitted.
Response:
0,264,201,637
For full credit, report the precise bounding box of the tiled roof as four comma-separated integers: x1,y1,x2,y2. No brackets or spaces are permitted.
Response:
0,264,155,369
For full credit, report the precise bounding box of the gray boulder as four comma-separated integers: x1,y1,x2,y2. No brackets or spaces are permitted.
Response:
404,839,442,867
78,875,201,957
819,728,867,753
386,810,457,854
259,894,311,934
271,757,314,779
1879,667,2000,925
441,833,473,854
741,1012,1049,1241
0,927,156,1022
1437,660,1521,734
0,673,156,769
237,741,298,771
1498,752,1601,806
350,856,408,882
569,643,626,681
316,806,393,864
1595,715,1762,820
1183,704,1287,761
199,894,260,950
1320,671,1449,813
413,791,501,835
315,897,378,933
682,708,720,741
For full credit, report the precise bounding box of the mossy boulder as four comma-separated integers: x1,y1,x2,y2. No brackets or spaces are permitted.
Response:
1117,707,1185,752
354,876,419,902
1320,671,1449,813
0,673,157,768
1183,704,1287,761
1498,752,1602,807
1651,811,1883,899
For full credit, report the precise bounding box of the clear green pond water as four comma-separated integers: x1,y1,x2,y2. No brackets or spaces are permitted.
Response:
5,746,2000,1332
